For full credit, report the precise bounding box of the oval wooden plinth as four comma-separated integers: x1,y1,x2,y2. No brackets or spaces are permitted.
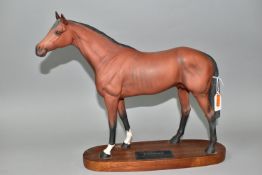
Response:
83,139,226,172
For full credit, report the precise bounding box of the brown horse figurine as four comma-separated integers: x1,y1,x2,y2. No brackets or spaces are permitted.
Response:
36,12,221,159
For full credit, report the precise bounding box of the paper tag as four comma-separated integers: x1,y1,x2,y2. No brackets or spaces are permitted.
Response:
214,93,222,111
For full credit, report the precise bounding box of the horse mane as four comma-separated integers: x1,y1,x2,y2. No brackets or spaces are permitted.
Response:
71,20,134,49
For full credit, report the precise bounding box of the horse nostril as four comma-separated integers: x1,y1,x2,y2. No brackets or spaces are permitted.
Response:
35,45,47,57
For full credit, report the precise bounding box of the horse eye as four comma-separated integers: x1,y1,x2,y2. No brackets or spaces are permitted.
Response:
55,30,63,36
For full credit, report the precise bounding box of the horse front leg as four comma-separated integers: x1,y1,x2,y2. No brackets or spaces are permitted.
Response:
118,99,132,149
100,94,119,159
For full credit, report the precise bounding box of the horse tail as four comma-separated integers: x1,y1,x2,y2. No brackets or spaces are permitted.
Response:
206,54,221,120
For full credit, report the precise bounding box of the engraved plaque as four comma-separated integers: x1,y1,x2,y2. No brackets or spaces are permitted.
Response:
135,150,173,160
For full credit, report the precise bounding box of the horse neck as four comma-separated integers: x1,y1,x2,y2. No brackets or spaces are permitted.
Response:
69,22,123,73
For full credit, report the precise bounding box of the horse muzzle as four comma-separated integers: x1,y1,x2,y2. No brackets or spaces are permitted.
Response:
35,45,48,57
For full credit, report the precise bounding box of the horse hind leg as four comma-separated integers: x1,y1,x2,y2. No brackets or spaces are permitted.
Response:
118,99,132,149
194,93,217,154
170,88,191,144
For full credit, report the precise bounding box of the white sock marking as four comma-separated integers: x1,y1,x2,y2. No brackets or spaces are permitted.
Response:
124,129,133,145
103,144,115,155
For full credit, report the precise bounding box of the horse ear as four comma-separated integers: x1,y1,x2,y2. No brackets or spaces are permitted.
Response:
61,14,68,25
55,11,60,20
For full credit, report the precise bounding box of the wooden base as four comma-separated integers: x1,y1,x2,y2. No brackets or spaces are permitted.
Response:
83,139,226,171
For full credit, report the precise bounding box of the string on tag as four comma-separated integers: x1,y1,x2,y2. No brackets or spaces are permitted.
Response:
212,76,224,93
212,76,223,111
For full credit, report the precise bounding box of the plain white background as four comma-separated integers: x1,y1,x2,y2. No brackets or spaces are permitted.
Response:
1,0,262,174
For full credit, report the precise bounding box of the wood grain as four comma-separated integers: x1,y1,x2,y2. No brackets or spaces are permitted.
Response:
83,139,226,171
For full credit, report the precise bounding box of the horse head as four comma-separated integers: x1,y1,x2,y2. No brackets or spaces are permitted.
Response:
35,12,72,57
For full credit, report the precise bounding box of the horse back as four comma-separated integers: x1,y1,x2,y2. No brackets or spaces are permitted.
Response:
119,47,214,96
97,47,215,97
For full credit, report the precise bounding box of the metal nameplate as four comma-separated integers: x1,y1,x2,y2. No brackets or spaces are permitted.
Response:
135,150,174,160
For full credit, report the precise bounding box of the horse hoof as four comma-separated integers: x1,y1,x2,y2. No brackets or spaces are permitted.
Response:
99,151,111,159
121,143,131,149
205,146,216,154
170,136,180,144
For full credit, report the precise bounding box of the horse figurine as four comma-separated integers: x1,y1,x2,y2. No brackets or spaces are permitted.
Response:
36,12,221,159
